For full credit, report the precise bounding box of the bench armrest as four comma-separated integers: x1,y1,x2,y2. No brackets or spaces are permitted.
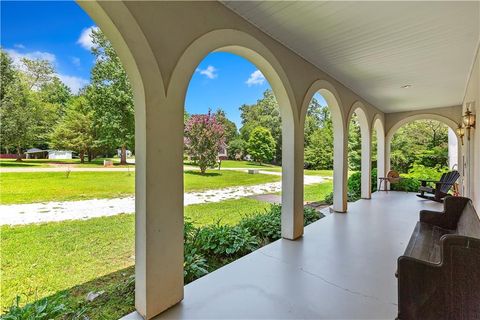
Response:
419,196,470,229
397,256,442,319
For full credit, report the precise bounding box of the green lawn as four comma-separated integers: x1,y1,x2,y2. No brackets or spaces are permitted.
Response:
303,181,333,202
0,170,280,204
0,158,134,168
0,214,136,316
0,197,272,316
273,180,333,203
185,160,278,169
185,198,271,226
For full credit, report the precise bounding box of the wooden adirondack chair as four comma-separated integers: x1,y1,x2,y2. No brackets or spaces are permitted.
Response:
416,170,460,202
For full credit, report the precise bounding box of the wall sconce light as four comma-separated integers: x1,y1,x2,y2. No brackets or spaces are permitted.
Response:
456,124,465,145
462,102,476,140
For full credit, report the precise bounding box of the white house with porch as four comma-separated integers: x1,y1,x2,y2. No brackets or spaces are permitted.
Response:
75,1,479,319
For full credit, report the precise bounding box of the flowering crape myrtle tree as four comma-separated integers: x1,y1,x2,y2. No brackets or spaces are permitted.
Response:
185,111,225,174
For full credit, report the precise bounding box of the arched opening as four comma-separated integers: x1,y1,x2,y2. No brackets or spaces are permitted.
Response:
386,115,460,191
169,29,301,241
2,1,155,318
347,104,371,200
301,81,346,212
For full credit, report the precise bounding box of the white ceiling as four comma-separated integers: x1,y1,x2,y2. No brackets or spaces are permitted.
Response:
222,1,480,113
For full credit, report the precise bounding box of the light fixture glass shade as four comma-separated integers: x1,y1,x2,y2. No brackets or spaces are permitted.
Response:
456,125,465,136
463,111,476,128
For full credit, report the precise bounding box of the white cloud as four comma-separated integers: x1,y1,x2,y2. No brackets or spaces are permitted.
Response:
57,74,89,94
71,56,81,67
246,69,266,86
77,26,99,50
14,43,25,49
4,48,56,68
196,65,218,79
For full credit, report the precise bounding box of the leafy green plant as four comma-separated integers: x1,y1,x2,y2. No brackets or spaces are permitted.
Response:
196,224,259,258
1,295,68,320
239,205,282,243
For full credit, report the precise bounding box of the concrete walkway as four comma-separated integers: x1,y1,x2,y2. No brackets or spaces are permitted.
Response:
1,175,329,226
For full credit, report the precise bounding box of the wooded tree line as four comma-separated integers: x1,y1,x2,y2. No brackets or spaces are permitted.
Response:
1,29,134,164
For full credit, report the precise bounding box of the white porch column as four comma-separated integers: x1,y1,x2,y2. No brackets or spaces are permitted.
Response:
333,125,348,212
360,126,372,199
135,93,185,319
376,129,386,189
281,118,304,239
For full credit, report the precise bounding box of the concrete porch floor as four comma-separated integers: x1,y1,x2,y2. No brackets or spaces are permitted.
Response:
125,192,442,319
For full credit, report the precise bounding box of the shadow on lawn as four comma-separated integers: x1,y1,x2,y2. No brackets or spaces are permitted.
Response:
0,161,38,167
184,170,221,177
2,267,136,319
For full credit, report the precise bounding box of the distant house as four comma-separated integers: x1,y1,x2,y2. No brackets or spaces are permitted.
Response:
25,149,73,160
116,149,133,158
25,148,48,159
218,142,228,160
48,150,73,160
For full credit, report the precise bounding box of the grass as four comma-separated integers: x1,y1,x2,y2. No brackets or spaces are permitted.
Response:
0,158,134,168
0,172,135,204
0,196,274,317
0,170,280,204
185,160,278,169
185,198,271,226
0,214,136,316
303,181,333,202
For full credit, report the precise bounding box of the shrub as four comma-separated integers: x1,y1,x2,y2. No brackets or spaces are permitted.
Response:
196,224,259,259
391,164,448,192
347,172,361,200
1,295,69,320
239,205,281,243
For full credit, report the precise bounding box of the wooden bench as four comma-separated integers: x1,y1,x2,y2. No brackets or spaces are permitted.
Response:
416,170,460,202
397,196,480,319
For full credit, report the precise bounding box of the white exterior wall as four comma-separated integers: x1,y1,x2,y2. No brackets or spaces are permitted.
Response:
461,45,480,210
48,151,73,159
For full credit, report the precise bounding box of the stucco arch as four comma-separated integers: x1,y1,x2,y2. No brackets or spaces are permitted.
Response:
348,102,372,199
169,29,303,239
301,80,347,212
386,113,461,175
78,3,175,318
372,115,386,190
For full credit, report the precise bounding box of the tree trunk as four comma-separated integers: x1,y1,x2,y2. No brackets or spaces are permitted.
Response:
87,149,92,162
80,151,85,164
120,145,127,165
16,146,23,162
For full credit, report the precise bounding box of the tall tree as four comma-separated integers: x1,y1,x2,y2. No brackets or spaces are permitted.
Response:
240,90,282,162
0,53,41,160
247,126,276,164
348,114,362,171
304,103,334,170
86,28,134,165
390,120,448,173
214,109,238,144
50,96,95,163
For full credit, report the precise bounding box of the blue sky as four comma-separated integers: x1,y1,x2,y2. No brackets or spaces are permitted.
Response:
1,1,325,127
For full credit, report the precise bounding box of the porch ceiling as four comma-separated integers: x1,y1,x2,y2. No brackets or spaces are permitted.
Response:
222,1,480,113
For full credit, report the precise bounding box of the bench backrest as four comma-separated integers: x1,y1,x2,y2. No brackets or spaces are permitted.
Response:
439,170,460,193
457,200,480,239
